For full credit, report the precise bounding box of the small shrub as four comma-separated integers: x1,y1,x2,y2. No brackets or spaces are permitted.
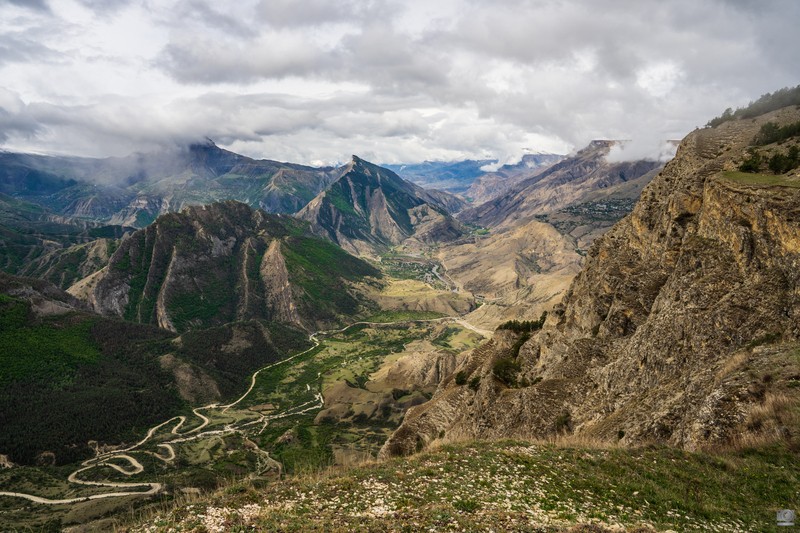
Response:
739,149,763,173
391,388,410,400
747,332,781,349
554,410,572,434
468,376,480,391
455,371,468,386
493,357,521,386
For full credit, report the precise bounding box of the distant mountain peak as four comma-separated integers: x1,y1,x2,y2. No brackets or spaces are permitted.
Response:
297,158,466,255
191,137,218,148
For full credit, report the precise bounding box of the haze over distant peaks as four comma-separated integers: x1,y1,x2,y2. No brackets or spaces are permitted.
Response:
0,142,343,227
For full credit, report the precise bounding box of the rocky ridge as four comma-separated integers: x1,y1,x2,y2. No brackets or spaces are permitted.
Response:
0,141,343,227
460,141,663,230
384,105,800,456
464,152,565,204
69,201,381,333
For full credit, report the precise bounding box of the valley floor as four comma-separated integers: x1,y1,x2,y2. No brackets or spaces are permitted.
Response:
0,312,485,530
125,439,798,532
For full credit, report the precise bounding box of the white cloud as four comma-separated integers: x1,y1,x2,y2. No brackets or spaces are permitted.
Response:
0,0,798,164
605,139,679,164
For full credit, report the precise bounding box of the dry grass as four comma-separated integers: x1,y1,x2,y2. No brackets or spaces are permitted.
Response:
714,349,750,386
721,392,798,452
122,438,800,532
429,429,621,453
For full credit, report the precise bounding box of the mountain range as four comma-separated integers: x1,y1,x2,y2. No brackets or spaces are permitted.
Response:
71,200,382,333
384,159,496,194
4,89,800,532
462,152,566,203
0,140,341,226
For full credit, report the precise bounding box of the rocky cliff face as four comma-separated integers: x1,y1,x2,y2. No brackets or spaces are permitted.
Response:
70,201,381,332
384,105,800,456
297,156,465,256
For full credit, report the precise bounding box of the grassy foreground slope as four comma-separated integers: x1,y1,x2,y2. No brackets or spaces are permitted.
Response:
127,440,798,532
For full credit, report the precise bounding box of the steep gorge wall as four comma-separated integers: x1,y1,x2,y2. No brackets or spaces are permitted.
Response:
384,106,800,456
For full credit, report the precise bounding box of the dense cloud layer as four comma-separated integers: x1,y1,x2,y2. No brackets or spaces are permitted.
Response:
0,0,797,165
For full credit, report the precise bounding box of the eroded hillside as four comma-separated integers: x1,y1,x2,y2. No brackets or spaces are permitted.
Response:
385,105,800,456
297,156,465,256
70,201,381,333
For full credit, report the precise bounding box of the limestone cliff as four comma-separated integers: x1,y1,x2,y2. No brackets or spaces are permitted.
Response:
384,105,800,456
70,201,381,333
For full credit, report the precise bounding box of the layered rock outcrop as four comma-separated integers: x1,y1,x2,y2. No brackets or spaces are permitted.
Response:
384,106,800,456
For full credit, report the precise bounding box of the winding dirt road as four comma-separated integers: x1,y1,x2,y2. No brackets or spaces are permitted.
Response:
0,315,490,505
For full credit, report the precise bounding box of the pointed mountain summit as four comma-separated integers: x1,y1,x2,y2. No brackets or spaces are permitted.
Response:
296,156,465,256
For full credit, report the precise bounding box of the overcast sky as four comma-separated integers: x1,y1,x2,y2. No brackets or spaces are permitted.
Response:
0,0,798,166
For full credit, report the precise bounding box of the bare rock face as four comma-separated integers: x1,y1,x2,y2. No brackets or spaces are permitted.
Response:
384,106,800,456
259,240,302,325
70,201,381,333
